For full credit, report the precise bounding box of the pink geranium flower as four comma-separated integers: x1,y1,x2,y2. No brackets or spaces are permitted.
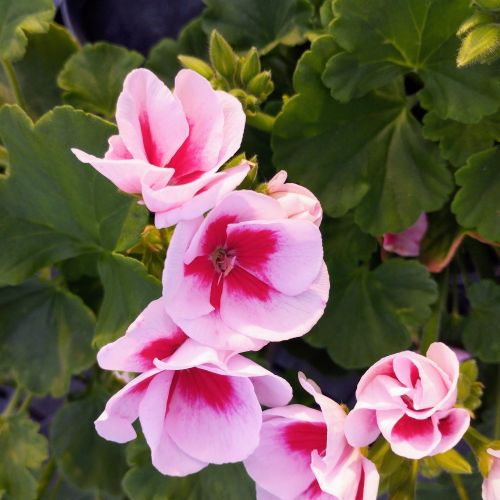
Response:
344,342,470,459
162,190,329,352
483,449,500,500
95,299,292,476
383,213,428,257
267,171,322,226
72,68,250,228
244,373,380,499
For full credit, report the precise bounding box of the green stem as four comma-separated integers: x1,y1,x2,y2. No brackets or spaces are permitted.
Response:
18,393,33,414
456,249,471,288
1,59,26,110
36,459,56,500
2,385,22,417
451,474,469,500
245,111,276,133
420,268,449,353
0,144,8,169
495,365,500,440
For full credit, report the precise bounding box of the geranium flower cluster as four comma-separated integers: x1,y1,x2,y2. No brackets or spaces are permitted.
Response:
74,68,481,499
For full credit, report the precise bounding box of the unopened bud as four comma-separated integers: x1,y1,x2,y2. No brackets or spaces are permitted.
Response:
209,30,238,80
177,55,214,80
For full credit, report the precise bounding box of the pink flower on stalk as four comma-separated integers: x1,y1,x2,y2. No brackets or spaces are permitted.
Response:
483,449,500,500
383,213,428,257
95,299,292,476
344,342,470,459
162,190,329,352
72,68,250,228
267,171,322,226
244,373,380,500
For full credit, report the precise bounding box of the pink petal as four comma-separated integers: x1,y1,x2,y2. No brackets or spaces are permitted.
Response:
169,69,224,177
116,68,188,167
105,135,132,160
226,219,323,296
483,449,500,500
214,90,246,166
344,407,381,448
71,148,165,194
97,299,187,372
94,369,160,443
383,213,428,257
430,408,470,455
244,412,322,499
166,367,262,463
256,485,281,500
220,262,329,341
153,161,250,228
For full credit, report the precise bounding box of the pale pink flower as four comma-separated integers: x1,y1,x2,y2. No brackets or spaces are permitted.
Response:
344,342,470,459
383,213,428,257
267,171,322,226
95,299,292,476
72,68,249,228
483,449,500,500
244,373,380,500
161,190,329,352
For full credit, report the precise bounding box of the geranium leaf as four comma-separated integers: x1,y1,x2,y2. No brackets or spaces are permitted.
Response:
307,259,437,368
0,279,95,396
51,387,128,495
452,147,500,242
58,42,144,118
0,105,147,285
423,111,500,167
0,0,54,61
201,0,313,53
94,254,161,348
462,280,500,362
272,36,453,234
0,414,48,500
323,0,500,123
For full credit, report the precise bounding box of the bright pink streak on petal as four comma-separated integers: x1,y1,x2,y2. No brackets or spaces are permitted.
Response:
225,266,272,302
283,421,327,455
172,368,235,412
202,215,238,253
210,275,224,310
139,112,162,166
137,331,186,368
392,414,434,441
303,480,323,499
355,465,366,500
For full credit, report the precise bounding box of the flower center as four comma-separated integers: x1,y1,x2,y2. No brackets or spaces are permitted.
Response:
211,248,235,276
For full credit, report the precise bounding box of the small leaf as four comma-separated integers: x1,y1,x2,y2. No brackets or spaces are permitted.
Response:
462,280,500,362
452,147,500,242
177,55,214,79
427,449,473,475
51,387,128,495
0,414,48,500
457,23,500,66
457,359,484,412
58,42,144,118
0,279,95,396
94,254,161,347
0,0,54,61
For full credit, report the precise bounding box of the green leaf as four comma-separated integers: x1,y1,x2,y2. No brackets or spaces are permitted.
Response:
323,0,500,123
462,280,500,362
0,414,48,500
457,23,500,66
0,23,78,117
457,359,484,412
123,437,255,500
58,42,144,118
0,105,146,285
308,259,437,368
94,254,161,347
272,36,453,234
423,110,500,167
425,449,473,475
452,147,500,242
0,0,54,61
51,388,128,495
416,472,482,499
0,279,94,396
201,0,313,54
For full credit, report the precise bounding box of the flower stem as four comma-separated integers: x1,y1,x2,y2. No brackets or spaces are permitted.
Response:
2,385,22,417
451,474,469,500
245,111,276,133
495,365,500,440
1,59,26,111
36,458,56,500
0,144,8,168
18,393,33,414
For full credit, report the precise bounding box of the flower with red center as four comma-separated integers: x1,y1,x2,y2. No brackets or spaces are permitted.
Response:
161,190,329,351
382,213,428,257
72,68,250,228
483,448,500,500
95,299,292,475
244,373,380,499
344,342,470,459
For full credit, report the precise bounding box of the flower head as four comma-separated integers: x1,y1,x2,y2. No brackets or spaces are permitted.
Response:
383,213,428,257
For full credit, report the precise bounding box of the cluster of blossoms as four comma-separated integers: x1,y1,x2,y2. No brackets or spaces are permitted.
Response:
74,68,498,499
